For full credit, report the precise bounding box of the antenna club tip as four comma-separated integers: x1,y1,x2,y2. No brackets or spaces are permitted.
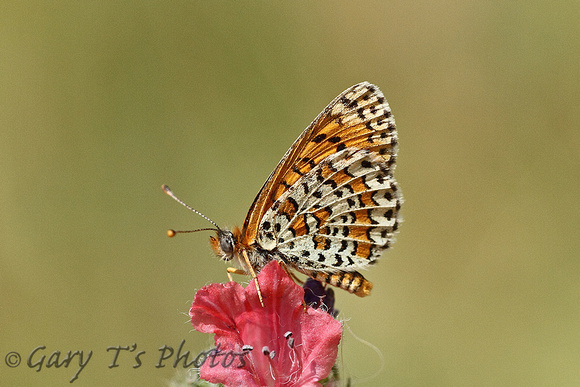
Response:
167,229,176,238
162,184,172,194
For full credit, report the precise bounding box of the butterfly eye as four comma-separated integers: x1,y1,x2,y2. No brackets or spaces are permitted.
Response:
218,230,235,258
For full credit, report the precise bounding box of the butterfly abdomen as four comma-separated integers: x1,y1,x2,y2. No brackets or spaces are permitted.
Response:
311,270,373,297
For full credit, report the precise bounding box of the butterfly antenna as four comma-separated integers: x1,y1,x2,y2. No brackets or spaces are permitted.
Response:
162,185,221,236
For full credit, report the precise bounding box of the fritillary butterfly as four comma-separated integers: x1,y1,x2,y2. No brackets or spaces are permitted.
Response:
164,82,401,298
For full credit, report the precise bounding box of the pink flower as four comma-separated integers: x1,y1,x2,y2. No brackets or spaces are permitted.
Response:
190,261,342,386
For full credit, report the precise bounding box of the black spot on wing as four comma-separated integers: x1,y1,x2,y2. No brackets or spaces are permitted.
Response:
346,255,355,267
292,166,304,176
340,95,358,109
302,157,316,169
302,214,311,235
334,254,344,266
288,197,299,212
368,209,379,224
311,213,322,229
323,206,333,217
344,165,356,178
312,133,326,143
323,179,338,189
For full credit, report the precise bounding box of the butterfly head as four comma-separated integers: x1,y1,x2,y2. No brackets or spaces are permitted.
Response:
209,228,241,261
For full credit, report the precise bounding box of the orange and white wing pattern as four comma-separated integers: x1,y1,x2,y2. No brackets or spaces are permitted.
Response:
242,82,402,296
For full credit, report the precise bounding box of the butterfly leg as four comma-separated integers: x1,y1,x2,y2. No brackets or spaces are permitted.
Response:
241,250,265,307
276,261,311,311
226,267,246,282
310,270,373,297
278,261,305,285
225,265,265,307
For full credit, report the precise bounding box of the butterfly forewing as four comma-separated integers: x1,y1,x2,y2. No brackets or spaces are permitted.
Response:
242,82,399,247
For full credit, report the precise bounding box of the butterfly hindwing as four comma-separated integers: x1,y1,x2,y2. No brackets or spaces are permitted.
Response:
257,148,401,273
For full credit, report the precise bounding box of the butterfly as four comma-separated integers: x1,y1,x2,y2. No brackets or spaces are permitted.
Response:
164,82,401,301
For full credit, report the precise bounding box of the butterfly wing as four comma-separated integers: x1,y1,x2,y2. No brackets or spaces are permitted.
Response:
256,147,401,272
242,82,399,249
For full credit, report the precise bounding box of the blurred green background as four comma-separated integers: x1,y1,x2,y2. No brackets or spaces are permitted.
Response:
1,1,578,386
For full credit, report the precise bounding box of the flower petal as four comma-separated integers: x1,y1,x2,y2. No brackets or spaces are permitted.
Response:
190,261,342,386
